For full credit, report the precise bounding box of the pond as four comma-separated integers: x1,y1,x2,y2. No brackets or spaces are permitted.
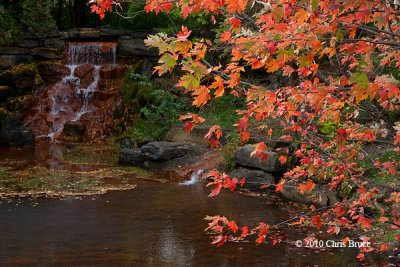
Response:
0,144,379,266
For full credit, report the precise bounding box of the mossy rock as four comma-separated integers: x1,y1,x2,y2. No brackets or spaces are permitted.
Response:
0,63,36,89
5,95,35,112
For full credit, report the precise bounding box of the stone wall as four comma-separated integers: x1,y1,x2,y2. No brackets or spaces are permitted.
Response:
0,27,158,72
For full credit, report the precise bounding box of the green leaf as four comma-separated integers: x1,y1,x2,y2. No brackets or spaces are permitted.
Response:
311,0,320,12
349,72,369,88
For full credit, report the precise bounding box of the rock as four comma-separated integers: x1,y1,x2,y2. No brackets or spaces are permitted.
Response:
0,65,35,89
119,137,135,148
74,64,94,78
99,65,128,80
5,95,35,112
0,47,30,55
63,29,100,40
15,39,40,49
74,64,94,88
0,55,32,70
0,114,34,146
44,38,66,50
62,121,86,142
119,148,144,166
31,48,65,60
280,181,329,207
234,144,282,172
229,167,275,191
37,62,70,84
0,55,17,70
166,124,216,148
118,36,157,57
248,134,291,149
140,141,193,161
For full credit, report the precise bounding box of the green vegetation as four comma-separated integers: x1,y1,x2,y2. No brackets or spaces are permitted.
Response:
21,0,56,38
0,166,5,178
199,95,245,130
120,72,190,143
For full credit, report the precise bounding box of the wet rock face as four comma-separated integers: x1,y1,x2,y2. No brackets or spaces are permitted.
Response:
234,144,282,173
63,121,86,142
37,62,70,84
141,141,194,161
99,65,127,80
74,64,94,88
0,115,34,146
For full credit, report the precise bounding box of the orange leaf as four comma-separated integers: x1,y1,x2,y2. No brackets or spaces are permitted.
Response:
228,220,239,233
298,181,316,194
192,86,210,107
210,76,225,98
311,215,322,230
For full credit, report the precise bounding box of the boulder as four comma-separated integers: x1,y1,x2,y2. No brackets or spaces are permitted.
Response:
0,114,34,146
37,62,70,84
229,167,275,191
248,134,291,149
44,38,66,50
119,148,144,166
5,95,35,112
74,64,94,78
140,141,193,161
74,64,94,88
31,48,65,60
0,66,35,89
234,144,282,172
166,124,216,148
118,36,157,57
280,181,329,207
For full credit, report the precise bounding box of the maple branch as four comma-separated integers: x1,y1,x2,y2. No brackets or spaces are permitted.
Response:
200,58,255,89
340,39,400,47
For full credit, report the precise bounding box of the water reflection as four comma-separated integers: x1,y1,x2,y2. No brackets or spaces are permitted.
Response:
0,183,368,266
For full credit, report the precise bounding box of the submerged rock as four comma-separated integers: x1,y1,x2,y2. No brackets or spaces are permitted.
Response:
234,144,282,172
229,167,275,191
141,141,193,161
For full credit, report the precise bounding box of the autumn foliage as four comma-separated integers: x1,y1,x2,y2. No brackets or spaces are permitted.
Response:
90,0,400,261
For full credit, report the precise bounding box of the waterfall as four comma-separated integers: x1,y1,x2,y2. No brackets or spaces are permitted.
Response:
180,170,204,186
45,42,117,141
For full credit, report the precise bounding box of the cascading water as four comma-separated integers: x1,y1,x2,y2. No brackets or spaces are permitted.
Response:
45,42,117,141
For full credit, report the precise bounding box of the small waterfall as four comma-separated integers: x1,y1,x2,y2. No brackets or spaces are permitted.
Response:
46,42,117,141
180,170,204,186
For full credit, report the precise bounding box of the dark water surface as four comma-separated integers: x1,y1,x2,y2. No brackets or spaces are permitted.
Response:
0,144,376,266
0,182,367,267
